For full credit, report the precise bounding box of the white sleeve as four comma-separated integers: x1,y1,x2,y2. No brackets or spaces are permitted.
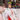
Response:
13,9,19,20
5,9,11,20
5,9,9,20
13,9,16,20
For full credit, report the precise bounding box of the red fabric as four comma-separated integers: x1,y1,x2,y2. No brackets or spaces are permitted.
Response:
8,16,11,20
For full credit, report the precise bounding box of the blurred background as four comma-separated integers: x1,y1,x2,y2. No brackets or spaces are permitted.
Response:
0,0,16,8
0,0,20,8
16,0,20,8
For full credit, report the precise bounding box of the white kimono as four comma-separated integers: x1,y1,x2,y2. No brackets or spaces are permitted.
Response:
1,8,16,20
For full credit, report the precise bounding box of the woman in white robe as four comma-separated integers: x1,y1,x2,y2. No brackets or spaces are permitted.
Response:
0,6,17,20
4,8,17,20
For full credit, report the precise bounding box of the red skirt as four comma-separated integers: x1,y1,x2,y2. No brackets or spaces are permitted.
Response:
8,16,11,20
